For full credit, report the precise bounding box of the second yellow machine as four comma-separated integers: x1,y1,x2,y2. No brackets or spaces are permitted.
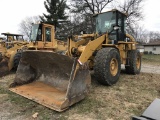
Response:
0,24,68,77
0,33,28,76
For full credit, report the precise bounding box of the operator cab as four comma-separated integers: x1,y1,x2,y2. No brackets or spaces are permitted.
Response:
1,33,24,49
30,23,53,42
1,33,24,42
30,23,55,48
95,9,126,43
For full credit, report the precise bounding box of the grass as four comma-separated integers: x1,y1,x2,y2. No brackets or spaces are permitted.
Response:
0,86,69,120
142,54,160,64
0,87,8,94
1,73,160,119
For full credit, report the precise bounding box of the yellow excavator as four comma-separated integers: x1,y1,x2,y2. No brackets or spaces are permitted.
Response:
10,9,141,111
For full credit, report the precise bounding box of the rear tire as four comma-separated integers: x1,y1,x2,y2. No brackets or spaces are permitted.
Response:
125,50,141,74
94,48,121,85
13,51,22,70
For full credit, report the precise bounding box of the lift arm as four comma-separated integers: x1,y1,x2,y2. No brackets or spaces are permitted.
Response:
78,34,107,65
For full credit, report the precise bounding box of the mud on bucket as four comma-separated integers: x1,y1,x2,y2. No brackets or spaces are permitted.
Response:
9,50,91,111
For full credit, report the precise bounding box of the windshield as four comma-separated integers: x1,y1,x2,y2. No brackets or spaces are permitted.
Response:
30,24,42,41
96,11,116,34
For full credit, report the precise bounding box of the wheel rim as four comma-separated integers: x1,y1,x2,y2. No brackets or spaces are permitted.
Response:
136,55,140,69
110,58,118,76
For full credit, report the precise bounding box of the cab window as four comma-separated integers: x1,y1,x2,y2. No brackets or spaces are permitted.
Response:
45,28,51,42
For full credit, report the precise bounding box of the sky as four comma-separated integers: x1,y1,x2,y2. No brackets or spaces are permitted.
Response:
142,0,160,31
0,0,159,37
0,0,46,36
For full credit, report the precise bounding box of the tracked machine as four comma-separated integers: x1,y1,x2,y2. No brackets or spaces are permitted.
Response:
10,9,141,111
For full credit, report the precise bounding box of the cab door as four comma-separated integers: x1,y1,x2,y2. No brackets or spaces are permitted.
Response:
43,26,53,48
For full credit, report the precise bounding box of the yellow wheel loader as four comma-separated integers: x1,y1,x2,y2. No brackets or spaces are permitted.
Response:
0,33,29,76
10,9,141,112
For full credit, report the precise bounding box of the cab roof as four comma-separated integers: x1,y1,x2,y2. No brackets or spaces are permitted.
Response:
93,9,127,17
1,33,24,36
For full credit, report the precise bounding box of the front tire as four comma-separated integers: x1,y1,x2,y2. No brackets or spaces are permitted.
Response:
94,48,121,85
13,51,22,70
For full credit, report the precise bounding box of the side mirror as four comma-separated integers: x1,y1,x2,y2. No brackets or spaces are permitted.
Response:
114,26,120,31
80,31,84,35
80,30,86,35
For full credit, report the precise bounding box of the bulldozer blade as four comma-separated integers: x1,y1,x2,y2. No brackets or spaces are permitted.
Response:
9,50,91,111
0,58,9,77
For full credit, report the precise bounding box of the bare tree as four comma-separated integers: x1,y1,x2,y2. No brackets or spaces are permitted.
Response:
133,24,160,43
133,25,149,43
148,31,160,42
69,0,114,34
117,0,145,35
71,0,114,14
19,16,41,40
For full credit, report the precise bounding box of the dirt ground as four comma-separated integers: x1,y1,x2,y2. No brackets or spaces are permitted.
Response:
0,55,160,120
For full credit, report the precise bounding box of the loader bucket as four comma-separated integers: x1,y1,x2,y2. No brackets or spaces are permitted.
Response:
9,50,91,112
0,58,9,77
